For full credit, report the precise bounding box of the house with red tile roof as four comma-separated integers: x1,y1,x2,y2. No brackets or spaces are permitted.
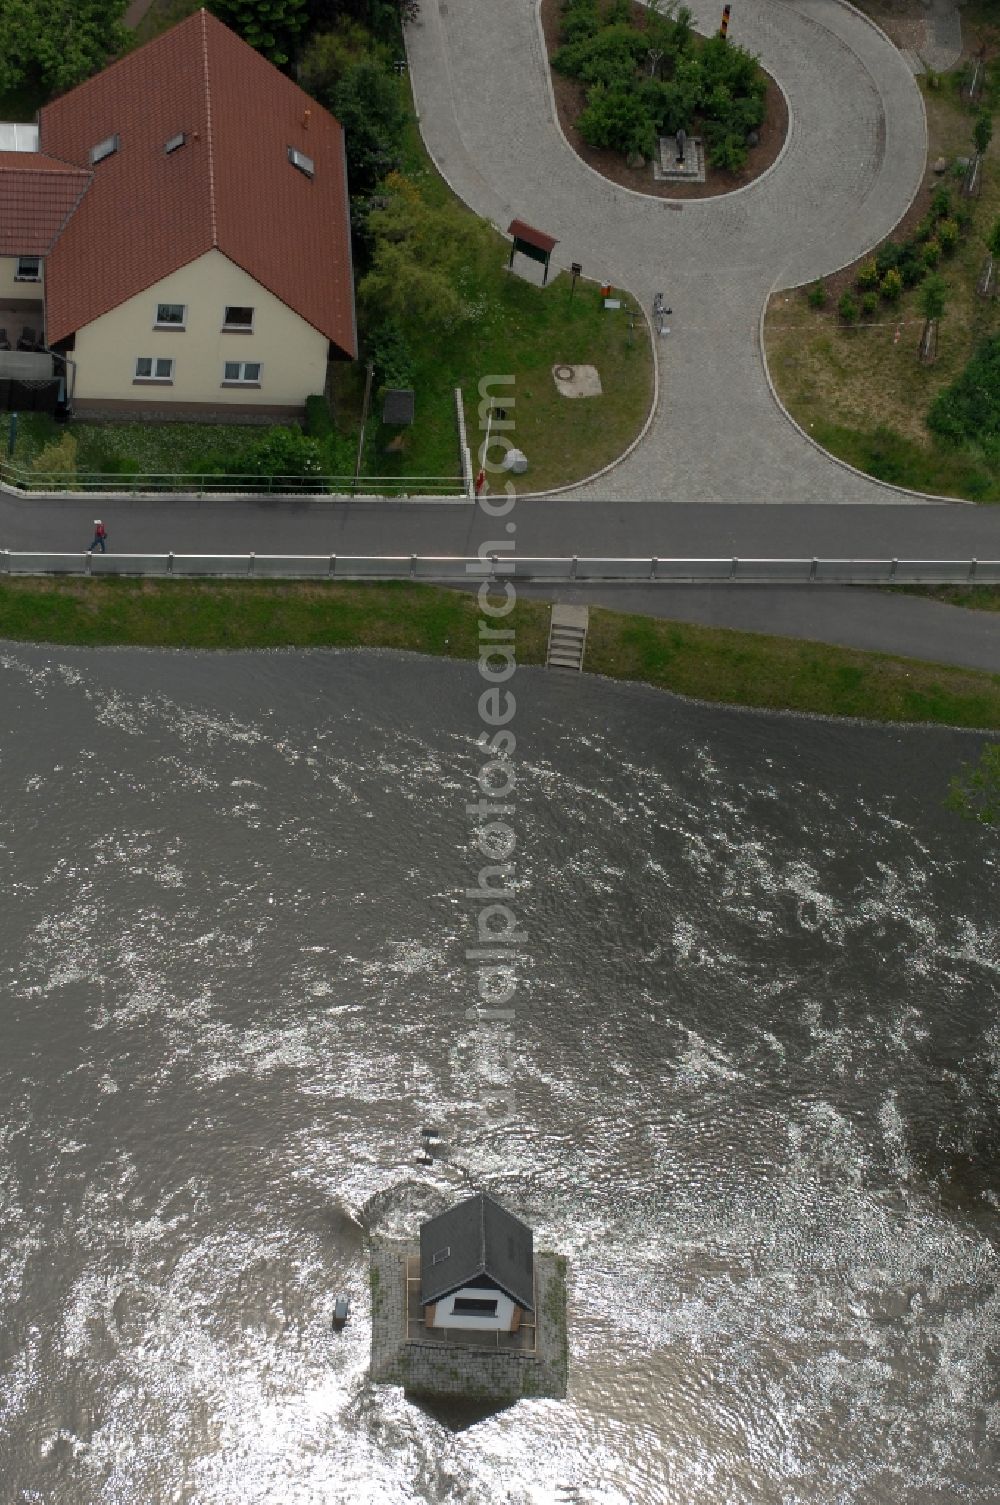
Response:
0,8,356,419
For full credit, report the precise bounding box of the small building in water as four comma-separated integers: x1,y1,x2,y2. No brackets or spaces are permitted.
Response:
369,1190,567,1402
419,1192,534,1335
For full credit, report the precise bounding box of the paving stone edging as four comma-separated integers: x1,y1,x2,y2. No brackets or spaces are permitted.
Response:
369,1239,569,1401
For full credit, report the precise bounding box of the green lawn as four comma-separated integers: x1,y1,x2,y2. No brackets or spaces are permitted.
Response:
333,116,653,494
1,578,998,729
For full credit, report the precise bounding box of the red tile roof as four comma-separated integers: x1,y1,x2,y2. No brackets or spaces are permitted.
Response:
0,152,91,257
39,8,355,354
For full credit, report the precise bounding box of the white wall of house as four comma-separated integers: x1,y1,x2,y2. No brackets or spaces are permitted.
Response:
71,249,329,406
431,1286,515,1332
0,256,44,301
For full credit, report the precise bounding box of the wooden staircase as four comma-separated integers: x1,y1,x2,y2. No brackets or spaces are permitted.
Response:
546,604,589,672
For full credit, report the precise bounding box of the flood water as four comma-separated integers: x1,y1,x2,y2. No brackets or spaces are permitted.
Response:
0,644,997,1504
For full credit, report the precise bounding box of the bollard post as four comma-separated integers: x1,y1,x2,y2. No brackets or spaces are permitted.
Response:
329,554,337,576
571,555,578,579
730,556,738,580
650,556,658,581
810,558,818,582
410,554,417,579
489,552,497,582
167,551,174,575
968,558,977,583
85,550,92,576
889,558,898,582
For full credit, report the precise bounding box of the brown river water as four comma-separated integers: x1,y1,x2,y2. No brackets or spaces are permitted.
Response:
0,645,996,1503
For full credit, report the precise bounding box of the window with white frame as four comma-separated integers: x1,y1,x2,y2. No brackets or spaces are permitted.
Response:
15,256,41,281
134,356,174,382
154,302,185,328
222,361,261,385
222,306,254,331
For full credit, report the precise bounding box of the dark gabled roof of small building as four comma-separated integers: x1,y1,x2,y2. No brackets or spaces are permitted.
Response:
419,1193,534,1312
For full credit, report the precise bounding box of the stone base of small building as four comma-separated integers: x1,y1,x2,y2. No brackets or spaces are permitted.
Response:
370,1239,568,1402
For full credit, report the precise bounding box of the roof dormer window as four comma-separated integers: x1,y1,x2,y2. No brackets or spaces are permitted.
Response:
90,134,119,165
164,132,186,155
288,147,314,179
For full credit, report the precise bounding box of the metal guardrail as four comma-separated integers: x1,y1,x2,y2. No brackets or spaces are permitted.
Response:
0,466,467,498
0,553,996,583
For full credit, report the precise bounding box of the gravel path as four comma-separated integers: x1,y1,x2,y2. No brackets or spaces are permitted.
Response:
406,0,932,504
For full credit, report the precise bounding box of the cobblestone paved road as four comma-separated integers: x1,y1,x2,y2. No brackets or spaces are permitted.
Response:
406,0,930,503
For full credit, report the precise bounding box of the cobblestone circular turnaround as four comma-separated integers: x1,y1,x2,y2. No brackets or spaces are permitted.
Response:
406,0,931,504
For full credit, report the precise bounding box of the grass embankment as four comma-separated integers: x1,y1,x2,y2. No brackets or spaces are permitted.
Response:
896,583,1000,610
764,46,1000,503
1,578,998,729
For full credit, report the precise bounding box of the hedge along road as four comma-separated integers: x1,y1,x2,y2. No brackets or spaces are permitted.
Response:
405,0,932,504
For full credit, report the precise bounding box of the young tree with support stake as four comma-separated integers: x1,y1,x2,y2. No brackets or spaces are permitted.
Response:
973,108,993,159
918,273,946,363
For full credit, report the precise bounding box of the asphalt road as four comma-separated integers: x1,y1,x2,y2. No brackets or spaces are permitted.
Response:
4,494,999,560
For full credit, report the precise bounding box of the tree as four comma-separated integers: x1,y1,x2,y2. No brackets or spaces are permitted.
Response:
987,217,1000,261
0,0,127,99
919,272,947,323
946,744,1000,826
332,59,409,194
358,173,495,332
208,0,309,67
973,108,993,158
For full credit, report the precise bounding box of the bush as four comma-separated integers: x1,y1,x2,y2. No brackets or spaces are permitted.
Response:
860,291,878,318
838,292,858,324
857,258,880,291
559,0,601,45
806,281,828,309
553,24,647,88
875,241,901,276
930,185,952,220
922,238,941,268
928,336,1000,445
304,394,334,441
30,431,77,484
241,426,323,479
366,318,415,392
897,246,927,288
938,218,960,254
880,268,903,302
706,129,747,172
578,85,656,155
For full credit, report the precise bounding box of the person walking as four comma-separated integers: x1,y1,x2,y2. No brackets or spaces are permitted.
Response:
88,519,108,553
